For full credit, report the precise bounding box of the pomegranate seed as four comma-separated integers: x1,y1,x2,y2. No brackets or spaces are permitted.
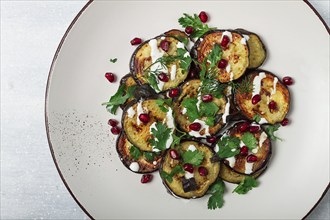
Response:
111,126,120,135
189,122,201,131
240,146,249,156
199,11,208,23
268,100,277,110
249,126,260,133
202,94,213,102
221,35,230,48
168,88,179,98
218,59,228,69
206,136,217,143
130,37,142,45
108,119,118,127
185,26,194,34
281,118,289,126
251,94,261,105
247,154,258,162
183,163,194,173
160,40,170,52
141,174,153,183
158,72,169,82
138,113,149,124
198,166,208,176
238,122,250,132
169,149,180,160
105,72,115,83
282,76,294,86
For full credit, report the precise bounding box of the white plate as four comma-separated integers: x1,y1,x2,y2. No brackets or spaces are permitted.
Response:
45,1,329,219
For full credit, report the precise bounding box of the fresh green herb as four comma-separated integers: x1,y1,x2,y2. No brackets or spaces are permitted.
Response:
109,58,117,63
200,78,226,98
217,136,240,158
181,98,200,121
241,132,257,151
160,165,185,183
177,48,192,70
129,145,142,160
207,44,222,68
146,73,160,92
149,122,172,151
178,13,216,39
182,149,205,166
169,35,189,46
102,85,137,114
207,179,225,210
199,102,219,126
170,132,186,148
144,152,156,162
233,176,258,194
264,124,282,141
155,98,172,112
230,75,254,95
253,114,261,123
204,117,215,127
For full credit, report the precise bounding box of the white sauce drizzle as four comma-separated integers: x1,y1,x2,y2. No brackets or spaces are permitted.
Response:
271,77,278,95
243,34,250,41
170,64,177,81
149,39,167,92
226,156,236,168
196,94,202,111
165,107,175,129
259,117,269,124
225,86,232,96
214,145,219,153
153,161,157,165
181,107,187,114
230,72,234,81
221,31,233,42
222,101,231,123
129,162,140,172
187,40,195,51
176,41,185,49
226,63,231,73
188,119,210,138
240,38,247,45
187,145,197,152
136,100,144,125
252,72,266,96
185,172,194,179
127,107,135,118
245,162,254,174
259,132,268,148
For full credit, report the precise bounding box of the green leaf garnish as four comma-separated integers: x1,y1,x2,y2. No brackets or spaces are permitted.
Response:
160,165,185,183
233,176,258,194
241,132,257,151
217,136,240,158
230,75,254,95
129,145,142,160
207,44,222,68
264,124,282,141
181,97,200,121
155,98,172,112
178,13,216,39
149,122,172,151
144,152,156,162
253,114,261,123
207,179,225,210
146,73,160,92
177,48,192,70
200,78,226,98
182,149,204,166
109,58,117,63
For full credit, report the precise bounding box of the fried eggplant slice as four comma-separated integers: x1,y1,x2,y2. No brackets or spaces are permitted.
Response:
119,73,138,109
160,140,220,199
234,70,290,124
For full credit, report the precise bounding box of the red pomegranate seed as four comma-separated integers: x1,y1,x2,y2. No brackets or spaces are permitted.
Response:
238,122,250,132
108,119,118,127
111,126,120,135
138,113,150,124
268,100,277,110
249,125,260,133
169,149,180,160
168,88,179,98
198,166,208,176
185,26,194,34
240,146,249,156
189,122,201,131
202,94,213,102
251,94,261,105
247,154,258,162
158,72,169,82
105,72,115,83
141,174,153,183
281,118,289,126
221,35,230,48
218,59,228,69
130,37,142,45
282,76,294,86
183,163,194,173
160,40,170,52
199,11,208,23
206,136,217,143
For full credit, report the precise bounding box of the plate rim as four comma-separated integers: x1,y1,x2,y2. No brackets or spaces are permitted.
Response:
44,1,329,219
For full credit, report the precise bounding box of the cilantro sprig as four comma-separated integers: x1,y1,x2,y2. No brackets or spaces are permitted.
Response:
233,176,258,194
182,149,204,166
241,132,257,150
264,124,282,141
217,136,240,158
178,13,216,39
149,122,172,151
155,98,172,112
129,145,142,160
109,58,117,63
207,179,225,210
160,165,185,183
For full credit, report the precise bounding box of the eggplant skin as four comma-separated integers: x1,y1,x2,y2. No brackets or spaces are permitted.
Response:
164,29,189,42
234,70,290,124
194,30,249,83
116,132,162,173
235,28,267,69
119,73,138,109
160,141,220,199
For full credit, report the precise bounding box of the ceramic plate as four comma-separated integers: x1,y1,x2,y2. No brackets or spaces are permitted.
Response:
45,1,329,219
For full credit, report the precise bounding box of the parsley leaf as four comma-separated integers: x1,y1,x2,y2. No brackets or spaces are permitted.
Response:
155,98,172,112
182,149,204,166
102,85,137,114
160,165,185,183
147,74,160,92
171,132,184,148
181,98,200,121
217,136,240,158
178,13,216,39
233,176,258,194
207,179,225,210
109,58,117,63
129,145,142,160
253,114,261,123
207,44,222,68
199,102,219,117
149,122,172,151
264,124,282,141
241,132,257,151
177,48,192,70
144,152,156,162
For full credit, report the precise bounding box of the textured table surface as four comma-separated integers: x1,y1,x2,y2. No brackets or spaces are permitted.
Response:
1,1,329,219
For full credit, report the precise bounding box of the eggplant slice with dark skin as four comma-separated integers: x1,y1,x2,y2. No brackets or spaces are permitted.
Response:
160,140,220,199
116,132,162,173
234,70,290,124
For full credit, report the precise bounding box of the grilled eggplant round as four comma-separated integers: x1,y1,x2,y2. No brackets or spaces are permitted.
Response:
119,73,138,109
235,29,267,69
160,141,220,199
122,99,174,152
173,79,228,138
216,121,271,175
130,36,190,93
194,30,249,83
234,70,290,124
164,29,189,42
116,132,162,173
